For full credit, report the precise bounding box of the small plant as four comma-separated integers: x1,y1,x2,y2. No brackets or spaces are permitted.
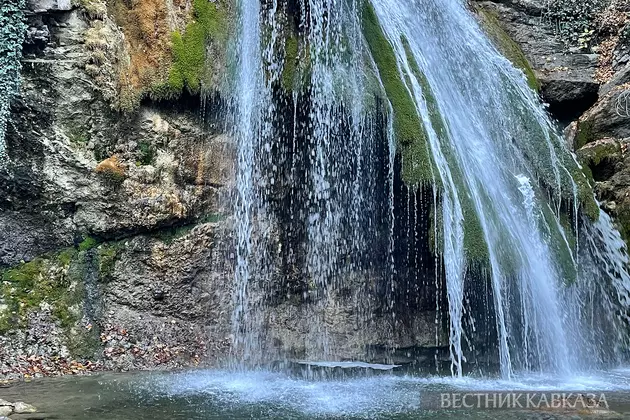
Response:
137,141,156,166
78,236,98,252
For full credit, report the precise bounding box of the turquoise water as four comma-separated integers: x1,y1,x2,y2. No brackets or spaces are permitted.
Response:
3,368,630,419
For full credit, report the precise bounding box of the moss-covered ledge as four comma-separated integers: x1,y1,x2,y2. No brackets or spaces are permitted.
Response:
362,3,435,186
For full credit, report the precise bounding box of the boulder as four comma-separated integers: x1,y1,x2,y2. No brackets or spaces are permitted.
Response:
27,0,72,12
580,86,630,142
539,73,600,122
13,401,37,414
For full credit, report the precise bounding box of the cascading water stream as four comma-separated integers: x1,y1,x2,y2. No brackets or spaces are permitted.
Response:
367,0,617,378
232,0,265,362
231,0,630,379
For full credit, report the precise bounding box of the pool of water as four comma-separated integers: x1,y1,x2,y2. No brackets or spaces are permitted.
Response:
3,367,630,419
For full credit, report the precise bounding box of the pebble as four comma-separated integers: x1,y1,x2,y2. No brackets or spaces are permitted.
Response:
0,407,11,417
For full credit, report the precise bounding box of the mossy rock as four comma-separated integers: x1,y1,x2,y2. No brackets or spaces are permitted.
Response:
362,3,434,185
163,0,230,96
574,119,596,150
0,243,121,356
577,138,621,169
541,203,578,284
281,35,300,91
0,249,80,333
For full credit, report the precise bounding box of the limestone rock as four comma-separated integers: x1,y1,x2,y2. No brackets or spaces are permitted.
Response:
13,401,37,414
0,6,228,266
580,86,630,141
28,0,72,13
0,407,11,417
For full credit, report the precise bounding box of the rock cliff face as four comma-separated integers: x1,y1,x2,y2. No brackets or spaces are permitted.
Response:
474,0,630,241
1,0,235,379
1,0,449,380
4,0,628,381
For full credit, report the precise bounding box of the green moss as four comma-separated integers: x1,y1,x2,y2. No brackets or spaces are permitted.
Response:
462,200,490,264
138,141,156,166
429,194,490,266
166,0,228,95
555,133,600,220
78,236,99,252
577,140,620,168
57,248,76,267
400,38,443,186
0,246,111,359
0,249,80,332
541,204,578,284
572,169,600,220
282,35,299,91
575,119,596,150
150,80,182,101
362,3,432,185
401,37,489,263
559,211,577,251
97,243,121,282
476,6,540,92
2,258,46,293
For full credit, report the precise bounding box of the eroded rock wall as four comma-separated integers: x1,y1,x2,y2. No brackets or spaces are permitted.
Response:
1,0,452,380
1,0,235,380
474,0,630,242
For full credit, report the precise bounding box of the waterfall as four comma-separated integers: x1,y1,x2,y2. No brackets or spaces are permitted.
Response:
231,0,630,378
365,0,630,378
0,0,26,165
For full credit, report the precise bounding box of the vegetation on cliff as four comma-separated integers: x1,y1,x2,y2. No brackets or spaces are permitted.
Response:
0,0,26,164
0,241,122,358
85,0,231,111
361,3,433,185
164,0,229,96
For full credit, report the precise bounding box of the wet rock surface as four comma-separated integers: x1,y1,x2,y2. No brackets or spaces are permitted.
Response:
475,0,602,122
476,0,630,241
0,399,37,418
